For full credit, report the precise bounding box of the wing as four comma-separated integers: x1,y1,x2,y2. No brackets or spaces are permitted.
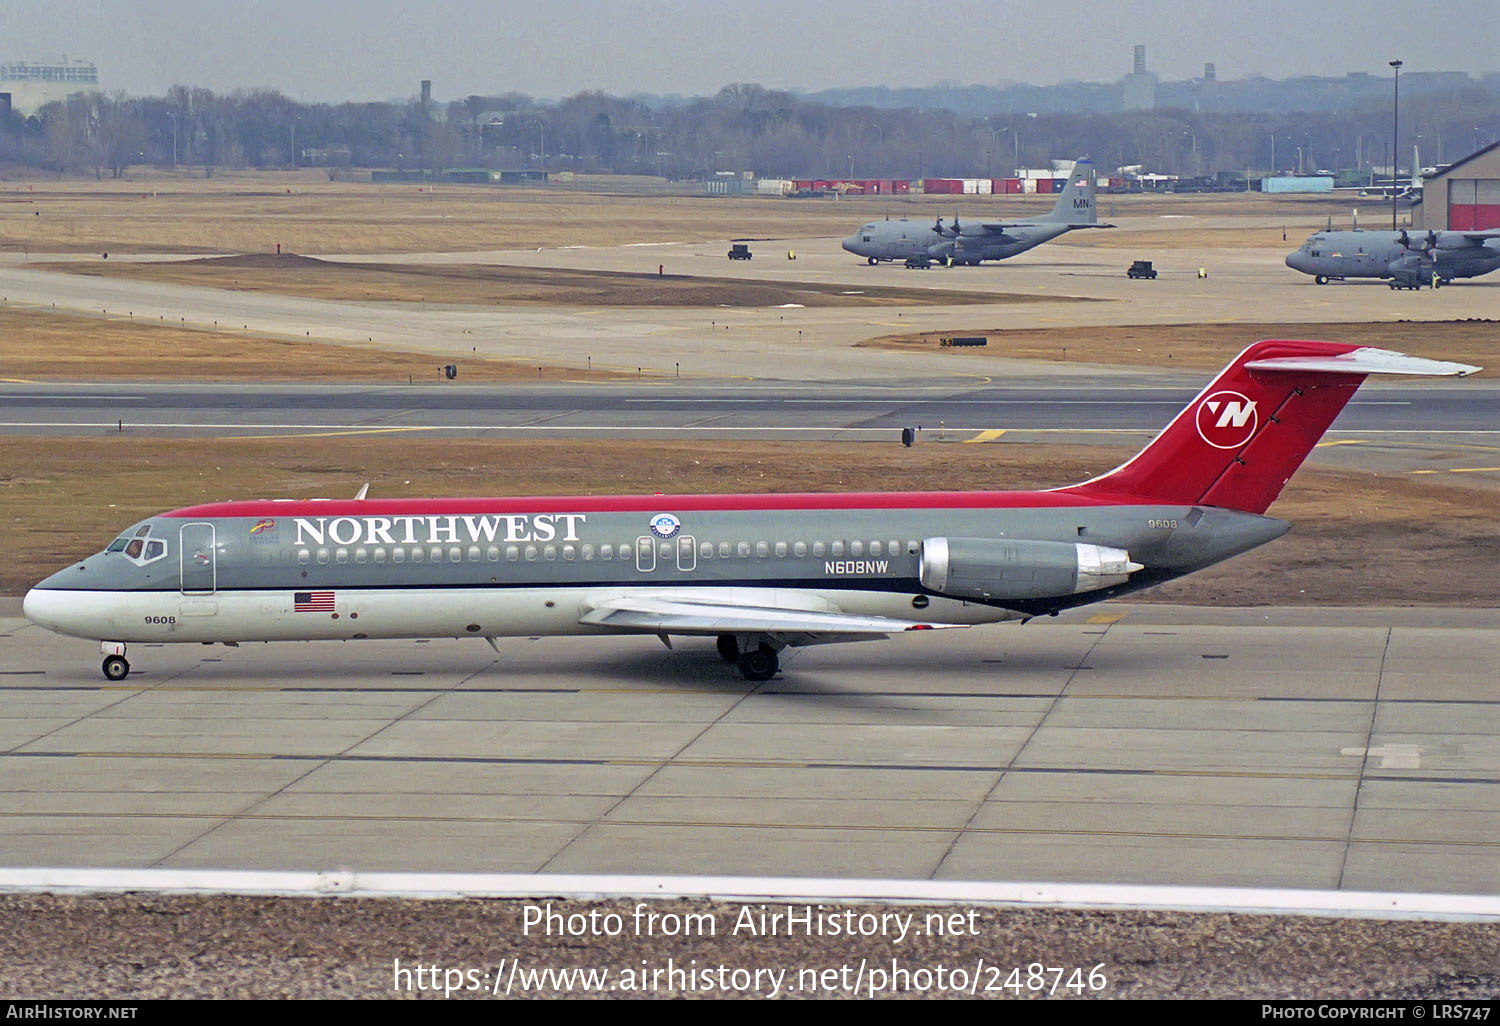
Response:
578,594,962,639
976,221,1116,233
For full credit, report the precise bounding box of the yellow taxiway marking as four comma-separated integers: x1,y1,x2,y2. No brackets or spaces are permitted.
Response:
1410,467,1500,475
1314,439,1369,448
963,429,1008,444
1086,613,1126,625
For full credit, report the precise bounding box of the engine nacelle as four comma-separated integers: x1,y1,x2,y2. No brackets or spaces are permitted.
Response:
919,537,1142,601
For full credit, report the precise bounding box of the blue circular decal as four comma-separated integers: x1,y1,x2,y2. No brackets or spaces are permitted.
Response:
649,513,681,539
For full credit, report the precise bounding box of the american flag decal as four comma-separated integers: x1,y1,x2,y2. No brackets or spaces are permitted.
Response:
294,591,336,612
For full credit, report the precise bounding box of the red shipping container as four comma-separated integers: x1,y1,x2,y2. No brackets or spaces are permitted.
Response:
1003,178,1022,193
1035,178,1054,194
893,180,911,193
794,180,814,192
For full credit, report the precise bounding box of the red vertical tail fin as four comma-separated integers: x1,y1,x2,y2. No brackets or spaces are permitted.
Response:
1060,340,1479,514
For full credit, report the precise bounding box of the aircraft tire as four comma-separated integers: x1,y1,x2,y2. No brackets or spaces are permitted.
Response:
102,655,129,681
867,257,878,266
738,645,778,682
1315,275,1329,285
716,633,739,663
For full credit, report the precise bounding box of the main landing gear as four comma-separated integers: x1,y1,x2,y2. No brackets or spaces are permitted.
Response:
100,642,130,681
716,633,781,682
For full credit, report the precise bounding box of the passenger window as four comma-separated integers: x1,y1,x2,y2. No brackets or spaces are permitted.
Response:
755,541,769,558
316,548,330,565
794,541,807,557
374,547,387,564
719,541,731,559
467,546,481,562
600,544,613,560
411,547,424,562
813,541,825,557
700,542,712,559
335,548,349,564
774,541,787,558
870,541,882,557
392,547,405,564
355,547,368,564
446,547,460,563
737,541,750,558
582,544,594,561
297,549,310,565
851,541,864,557
487,546,500,562
832,541,845,557
545,545,557,561
525,545,538,561
506,546,519,561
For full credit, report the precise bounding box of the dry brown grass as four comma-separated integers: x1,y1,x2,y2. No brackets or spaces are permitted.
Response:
36,253,1025,307
0,171,1348,255
6,435,1492,607
0,307,633,382
862,320,1498,378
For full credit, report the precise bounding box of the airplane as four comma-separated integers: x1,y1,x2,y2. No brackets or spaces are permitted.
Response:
1351,145,1426,202
24,340,1478,684
841,158,1114,266
1285,227,1500,288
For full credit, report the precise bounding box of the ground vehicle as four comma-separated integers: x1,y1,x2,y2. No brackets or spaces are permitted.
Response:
904,256,931,269
1127,260,1158,280
728,244,752,260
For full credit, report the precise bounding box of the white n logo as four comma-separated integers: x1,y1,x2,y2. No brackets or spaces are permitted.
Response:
1207,399,1256,428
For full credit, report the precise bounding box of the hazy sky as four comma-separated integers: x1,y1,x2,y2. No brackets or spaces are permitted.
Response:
6,0,1497,102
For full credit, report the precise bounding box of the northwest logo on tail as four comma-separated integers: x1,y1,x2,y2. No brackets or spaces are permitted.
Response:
1196,390,1258,449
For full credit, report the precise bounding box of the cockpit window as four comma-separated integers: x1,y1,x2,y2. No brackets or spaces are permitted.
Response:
105,524,168,565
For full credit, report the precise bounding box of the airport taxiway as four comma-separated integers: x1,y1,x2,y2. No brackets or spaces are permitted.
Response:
3,603,1496,894
6,229,1499,382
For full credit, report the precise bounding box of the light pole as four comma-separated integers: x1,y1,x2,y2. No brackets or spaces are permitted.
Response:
1389,59,1402,229
166,112,176,169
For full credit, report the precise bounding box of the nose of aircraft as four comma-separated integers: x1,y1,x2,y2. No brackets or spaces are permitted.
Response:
1285,250,1310,273
841,234,860,255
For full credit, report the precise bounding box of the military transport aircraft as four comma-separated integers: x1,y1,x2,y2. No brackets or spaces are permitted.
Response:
841,158,1114,266
1285,227,1500,288
25,340,1477,683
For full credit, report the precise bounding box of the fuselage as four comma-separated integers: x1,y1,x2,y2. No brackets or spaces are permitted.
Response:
1285,230,1500,284
23,491,1284,647
842,219,1069,264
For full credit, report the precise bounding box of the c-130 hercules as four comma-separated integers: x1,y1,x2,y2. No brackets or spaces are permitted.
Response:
842,158,1114,266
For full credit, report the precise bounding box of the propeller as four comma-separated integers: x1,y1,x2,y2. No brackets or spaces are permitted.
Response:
1397,229,1412,249
951,216,962,236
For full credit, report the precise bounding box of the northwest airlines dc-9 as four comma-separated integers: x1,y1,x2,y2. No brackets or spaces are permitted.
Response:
25,341,1477,683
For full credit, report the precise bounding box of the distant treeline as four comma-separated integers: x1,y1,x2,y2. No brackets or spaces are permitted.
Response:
1,81,1495,180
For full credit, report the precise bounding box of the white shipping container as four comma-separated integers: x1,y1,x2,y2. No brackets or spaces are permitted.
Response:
962,179,978,194
1022,178,1038,193
977,178,992,194
757,179,792,195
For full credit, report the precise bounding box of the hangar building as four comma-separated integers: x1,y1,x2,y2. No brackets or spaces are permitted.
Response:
1414,141,1500,231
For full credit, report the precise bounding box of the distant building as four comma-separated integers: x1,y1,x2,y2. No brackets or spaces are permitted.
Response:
0,57,99,114
1121,45,1157,110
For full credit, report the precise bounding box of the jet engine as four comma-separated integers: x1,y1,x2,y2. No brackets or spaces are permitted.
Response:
919,537,1142,601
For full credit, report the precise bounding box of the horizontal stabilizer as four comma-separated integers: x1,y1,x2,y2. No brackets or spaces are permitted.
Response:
1245,347,1480,377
